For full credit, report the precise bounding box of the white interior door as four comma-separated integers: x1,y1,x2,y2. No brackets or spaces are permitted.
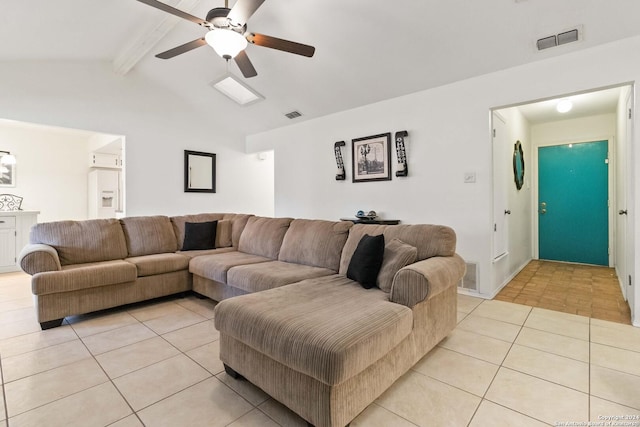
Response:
493,112,509,260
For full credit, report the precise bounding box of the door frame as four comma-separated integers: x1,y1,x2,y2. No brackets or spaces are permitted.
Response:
532,137,615,267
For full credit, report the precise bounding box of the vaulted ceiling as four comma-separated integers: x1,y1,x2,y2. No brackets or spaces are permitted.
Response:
2,0,640,136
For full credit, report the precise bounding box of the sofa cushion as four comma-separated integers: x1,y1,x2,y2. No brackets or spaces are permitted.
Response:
339,224,457,274
189,251,272,283
32,260,137,295
29,219,128,266
125,253,190,277
215,220,233,248
377,239,418,292
171,214,241,250
278,219,352,271
238,217,293,259
227,261,336,293
214,275,413,385
120,216,178,257
182,221,217,251
171,214,225,249
347,234,385,289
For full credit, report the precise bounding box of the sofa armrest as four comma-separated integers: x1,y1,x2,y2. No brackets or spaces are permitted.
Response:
18,244,62,275
390,254,466,308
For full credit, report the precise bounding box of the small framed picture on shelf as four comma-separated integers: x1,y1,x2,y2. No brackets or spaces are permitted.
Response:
351,133,392,183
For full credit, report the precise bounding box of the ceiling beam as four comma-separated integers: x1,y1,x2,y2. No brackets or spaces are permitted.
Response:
112,0,203,75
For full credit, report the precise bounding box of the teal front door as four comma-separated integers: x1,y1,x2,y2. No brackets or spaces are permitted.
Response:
538,141,609,266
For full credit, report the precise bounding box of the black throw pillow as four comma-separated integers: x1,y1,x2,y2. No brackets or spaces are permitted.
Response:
182,221,218,251
347,234,385,289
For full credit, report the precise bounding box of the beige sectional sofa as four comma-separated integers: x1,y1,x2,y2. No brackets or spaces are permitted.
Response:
19,213,465,427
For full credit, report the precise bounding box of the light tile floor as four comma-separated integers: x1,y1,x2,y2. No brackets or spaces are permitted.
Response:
1,271,640,427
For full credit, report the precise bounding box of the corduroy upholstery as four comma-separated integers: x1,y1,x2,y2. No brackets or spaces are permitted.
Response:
32,260,137,295
125,253,190,277
18,243,61,275
278,219,352,271
226,261,336,293
120,216,178,256
29,218,128,265
189,251,272,284
238,216,293,259
20,213,253,325
215,275,413,385
21,212,464,427
338,223,457,274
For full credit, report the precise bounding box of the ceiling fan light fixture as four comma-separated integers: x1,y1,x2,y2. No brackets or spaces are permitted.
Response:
205,29,248,59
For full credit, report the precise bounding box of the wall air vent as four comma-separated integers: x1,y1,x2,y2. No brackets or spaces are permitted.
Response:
458,262,478,291
537,35,557,50
285,110,302,119
536,26,581,51
557,29,579,45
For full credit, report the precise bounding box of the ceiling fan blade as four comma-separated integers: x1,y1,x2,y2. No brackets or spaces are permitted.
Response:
136,0,210,27
234,50,258,78
227,0,265,25
247,33,315,57
156,37,207,59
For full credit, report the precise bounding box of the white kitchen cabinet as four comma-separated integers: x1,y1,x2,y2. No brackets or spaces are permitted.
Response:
0,210,39,273
89,152,122,169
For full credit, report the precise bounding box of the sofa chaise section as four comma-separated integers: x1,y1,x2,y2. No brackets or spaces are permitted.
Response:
214,223,465,427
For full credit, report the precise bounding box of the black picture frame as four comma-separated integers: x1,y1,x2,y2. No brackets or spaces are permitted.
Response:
184,150,216,193
352,133,392,183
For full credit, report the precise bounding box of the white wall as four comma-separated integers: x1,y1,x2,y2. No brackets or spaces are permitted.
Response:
531,114,616,146
0,123,92,222
0,61,275,219
247,35,640,322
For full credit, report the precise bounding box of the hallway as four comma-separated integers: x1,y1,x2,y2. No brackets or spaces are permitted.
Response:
495,260,632,325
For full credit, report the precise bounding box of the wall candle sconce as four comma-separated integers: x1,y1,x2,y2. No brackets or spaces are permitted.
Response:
334,141,346,180
395,131,408,177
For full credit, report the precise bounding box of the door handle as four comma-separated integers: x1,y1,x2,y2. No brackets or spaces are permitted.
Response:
619,209,628,215
539,201,547,215
540,209,547,215
504,210,511,215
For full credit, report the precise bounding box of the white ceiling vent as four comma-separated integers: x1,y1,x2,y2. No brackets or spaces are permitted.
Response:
536,26,581,51
285,110,302,119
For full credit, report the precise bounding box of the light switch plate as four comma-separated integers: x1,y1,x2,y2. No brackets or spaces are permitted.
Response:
464,172,476,183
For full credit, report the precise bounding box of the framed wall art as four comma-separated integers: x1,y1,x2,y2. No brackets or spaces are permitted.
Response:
351,133,392,183
0,163,15,188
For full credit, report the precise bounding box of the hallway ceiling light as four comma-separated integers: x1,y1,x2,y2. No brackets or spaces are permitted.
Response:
556,99,573,113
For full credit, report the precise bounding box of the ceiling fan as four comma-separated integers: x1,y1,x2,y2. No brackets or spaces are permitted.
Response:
136,0,315,78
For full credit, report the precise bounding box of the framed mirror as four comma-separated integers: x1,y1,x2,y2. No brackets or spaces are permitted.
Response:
184,150,216,193
513,140,525,190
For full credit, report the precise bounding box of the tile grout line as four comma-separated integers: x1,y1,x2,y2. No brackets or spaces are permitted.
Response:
465,303,555,427
71,316,145,427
